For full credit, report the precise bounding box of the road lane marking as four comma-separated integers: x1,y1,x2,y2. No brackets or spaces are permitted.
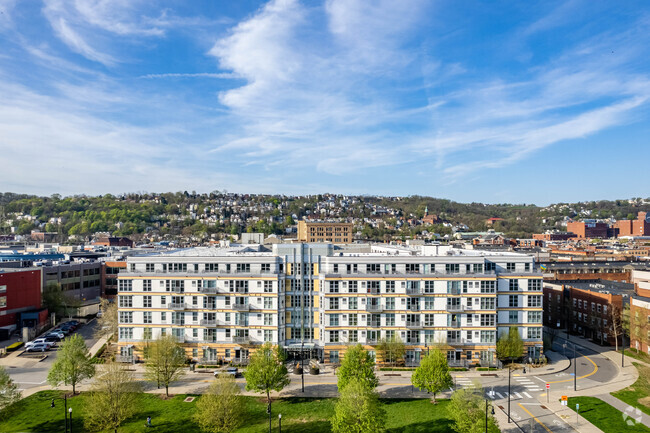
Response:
534,376,545,382
517,403,553,433
547,350,598,384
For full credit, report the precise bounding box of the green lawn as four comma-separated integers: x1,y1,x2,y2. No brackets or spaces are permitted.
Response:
620,349,650,364
613,362,650,416
0,391,455,433
567,396,650,433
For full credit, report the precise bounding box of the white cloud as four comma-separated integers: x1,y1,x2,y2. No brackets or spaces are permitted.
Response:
50,17,117,66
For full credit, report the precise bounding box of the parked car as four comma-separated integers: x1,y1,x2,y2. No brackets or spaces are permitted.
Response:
216,367,241,378
26,343,51,352
46,332,65,339
25,338,51,348
43,336,60,344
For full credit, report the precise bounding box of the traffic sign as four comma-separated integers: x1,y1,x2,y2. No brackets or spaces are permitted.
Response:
561,396,568,401
561,395,568,406
546,383,550,389
577,403,580,411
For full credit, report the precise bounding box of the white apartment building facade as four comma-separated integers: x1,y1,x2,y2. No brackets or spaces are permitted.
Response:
116,243,543,366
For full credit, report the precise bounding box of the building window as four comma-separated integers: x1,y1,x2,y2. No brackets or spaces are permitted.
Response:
118,296,132,308
119,312,133,324
330,314,339,326
349,314,358,326
446,264,460,274
143,312,152,324
424,281,435,293
118,327,133,340
509,311,518,323
264,281,273,292
509,280,519,291
509,295,519,307
330,298,340,310
143,295,152,308
0,296,6,308
143,280,152,291
527,296,542,308
330,331,340,343
527,327,542,339
506,263,516,272
118,280,133,292
529,280,542,291
527,311,542,323
348,297,358,309
349,330,358,342
329,350,339,363
385,281,395,293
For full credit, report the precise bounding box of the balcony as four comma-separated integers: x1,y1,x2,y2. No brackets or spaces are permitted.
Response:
232,304,250,311
406,322,422,328
366,338,379,345
115,355,134,363
448,288,461,295
446,304,463,312
200,287,219,294
234,287,248,294
449,321,461,328
202,338,218,344
169,303,187,310
366,304,383,312
200,319,219,327
407,305,420,312
233,336,257,345
366,288,380,295
173,335,185,343
406,288,422,295
367,321,381,328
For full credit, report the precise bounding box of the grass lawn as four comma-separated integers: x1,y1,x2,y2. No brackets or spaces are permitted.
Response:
620,349,650,364
567,396,650,433
613,362,650,416
0,391,455,433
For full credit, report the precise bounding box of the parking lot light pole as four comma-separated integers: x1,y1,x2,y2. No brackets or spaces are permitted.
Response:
68,407,72,433
507,364,512,423
279,414,282,433
64,394,68,433
574,343,577,391
485,399,488,433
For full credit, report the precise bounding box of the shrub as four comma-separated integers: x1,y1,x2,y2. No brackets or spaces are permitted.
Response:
6,342,23,352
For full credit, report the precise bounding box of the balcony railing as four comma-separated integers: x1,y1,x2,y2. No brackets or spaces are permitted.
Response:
407,305,420,312
233,336,250,344
200,319,219,327
200,287,219,294
169,303,187,310
232,304,250,311
406,322,422,328
449,321,461,328
115,355,134,363
406,288,422,295
446,304,463,312
367,321,381,328
366,338,379,344
366,304,383,312
366,288,380,295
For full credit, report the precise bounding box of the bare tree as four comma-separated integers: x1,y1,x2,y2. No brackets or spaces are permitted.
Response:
609,304,625,352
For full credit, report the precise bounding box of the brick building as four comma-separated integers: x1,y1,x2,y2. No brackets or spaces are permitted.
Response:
542,261,632,283
0,268,47,329
566,221,610,239
297,221,353,244
544,281,629,346
615,212,650,238
630,269,650,354
532,231,576,241
93,236,135,248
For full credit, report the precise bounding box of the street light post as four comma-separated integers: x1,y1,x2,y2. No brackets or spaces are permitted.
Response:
622,334,625,368
68,408,73,433
485,399,488,433
64,394,69,433
507,365,511,423
573,343,577,392
278,414,282,433
267,403,272,433
301,342,304,393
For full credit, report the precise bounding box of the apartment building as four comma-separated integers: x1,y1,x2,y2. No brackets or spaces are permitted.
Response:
297,221,353,244
116,243,543,366
630,270,650,353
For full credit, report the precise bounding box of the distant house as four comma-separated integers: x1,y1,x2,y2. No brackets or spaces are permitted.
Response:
485,217,504,227
93,236,135,248
421,206,441,225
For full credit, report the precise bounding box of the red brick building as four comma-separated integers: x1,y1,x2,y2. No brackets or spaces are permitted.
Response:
630,270,650,354
0,268,44,328
93,236,135,248
566,221,609,239
533,232,576,241
615,212,650,238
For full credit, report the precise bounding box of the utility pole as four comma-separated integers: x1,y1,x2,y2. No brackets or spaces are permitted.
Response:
508,365,512,423
573,343,577,391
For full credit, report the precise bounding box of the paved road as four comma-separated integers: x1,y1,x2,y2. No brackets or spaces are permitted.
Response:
7,319,99,392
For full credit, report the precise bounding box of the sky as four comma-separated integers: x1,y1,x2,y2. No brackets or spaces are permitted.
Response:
0,0,649,205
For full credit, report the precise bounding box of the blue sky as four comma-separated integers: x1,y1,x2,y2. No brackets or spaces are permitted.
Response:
0,0,649,205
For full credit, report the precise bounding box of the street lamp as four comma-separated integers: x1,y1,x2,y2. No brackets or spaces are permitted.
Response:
68,407,73,433
301,342,305,393
279,413,282,433
507,364,515,423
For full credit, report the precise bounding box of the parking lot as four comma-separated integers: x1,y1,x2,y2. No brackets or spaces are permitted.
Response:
1,319,100,393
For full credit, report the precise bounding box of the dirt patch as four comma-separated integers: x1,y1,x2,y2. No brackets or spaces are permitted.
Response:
638,396,650,408
158,394,176,400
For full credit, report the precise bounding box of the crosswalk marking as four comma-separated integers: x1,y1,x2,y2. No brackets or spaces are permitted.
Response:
496,392,504,399
515,392,522,398
523,392,532,398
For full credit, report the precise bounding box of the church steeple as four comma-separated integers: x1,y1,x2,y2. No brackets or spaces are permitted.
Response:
424,206,428,216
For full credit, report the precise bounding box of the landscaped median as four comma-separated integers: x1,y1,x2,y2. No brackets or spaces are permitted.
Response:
567,396,650,433
0,391,457,432
613,362,650,416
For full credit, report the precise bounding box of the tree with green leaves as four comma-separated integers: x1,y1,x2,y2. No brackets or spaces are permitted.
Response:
337,344,379,391
411,348,454,403
195,374,244,433
448,384,499,433
94,298,118,340
83,362,142,433
376,336,406,367
42,283,80,319
331,378,386,433
245,343,290,431
496,327,524,364
0,365,21,410
47,333,95,394
144,335,186,397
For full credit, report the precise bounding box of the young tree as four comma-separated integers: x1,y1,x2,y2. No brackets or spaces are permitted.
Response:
84,362,142,433
376,336,406,367
496,327,524,364
144,335,186,397
195,374,244,433
337,344,379,391
448,384,498,433
94,298,118,340
0,365,21,410
43,283,80,319
331,378,386,433
411,348,454,403
245,342,290,431
47,333,95,394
